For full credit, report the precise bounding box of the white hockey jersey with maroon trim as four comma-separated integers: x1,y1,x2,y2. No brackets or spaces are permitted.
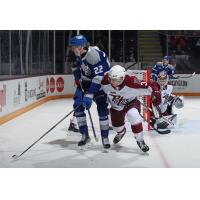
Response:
101,73,154,111
159,84,173,113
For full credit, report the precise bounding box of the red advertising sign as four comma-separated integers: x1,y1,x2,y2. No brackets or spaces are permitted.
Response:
56,77,64,92
50,77,55,93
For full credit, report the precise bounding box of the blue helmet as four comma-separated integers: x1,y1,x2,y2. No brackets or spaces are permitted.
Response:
70,35,87,47
163,56,170,61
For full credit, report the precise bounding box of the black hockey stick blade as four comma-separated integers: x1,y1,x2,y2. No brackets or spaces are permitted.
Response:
12,154,20,159
153,127,171,134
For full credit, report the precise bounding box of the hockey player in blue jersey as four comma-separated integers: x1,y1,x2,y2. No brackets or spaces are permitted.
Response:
70,35,110,149
151,56,175,81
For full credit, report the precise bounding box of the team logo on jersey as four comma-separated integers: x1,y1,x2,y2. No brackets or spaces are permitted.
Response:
81,63,91,76
110,94,129,106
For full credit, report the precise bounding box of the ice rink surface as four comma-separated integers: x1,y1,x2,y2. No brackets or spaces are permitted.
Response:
0,97,200,168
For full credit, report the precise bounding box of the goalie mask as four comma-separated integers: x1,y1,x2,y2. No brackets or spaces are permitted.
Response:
108,65,126,87
157,72,169,87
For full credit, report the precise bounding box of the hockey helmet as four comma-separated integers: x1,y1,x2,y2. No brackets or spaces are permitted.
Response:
108,65,126,87
163,56,170,61
163,56,170,66
157,71,169,87
70,35,87,47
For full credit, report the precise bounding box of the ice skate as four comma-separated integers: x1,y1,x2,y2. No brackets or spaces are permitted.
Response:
78,134,91,146
68,121,79,132
136,140,149,152
102,137,111,149
113,128,126,144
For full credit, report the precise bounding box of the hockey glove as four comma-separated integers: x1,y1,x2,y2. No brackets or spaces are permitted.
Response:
149,81,161,106
152,91,161,106
82,96,93,109
74,79,81,87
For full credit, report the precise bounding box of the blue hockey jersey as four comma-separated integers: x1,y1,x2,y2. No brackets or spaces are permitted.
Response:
72,46,110,94
151,63,175,81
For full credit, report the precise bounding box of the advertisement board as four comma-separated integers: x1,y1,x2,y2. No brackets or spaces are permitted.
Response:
0,75,75,118
1,73,199,119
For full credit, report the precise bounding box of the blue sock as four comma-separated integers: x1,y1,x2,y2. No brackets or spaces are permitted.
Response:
79,125,89,136
101,130,109,138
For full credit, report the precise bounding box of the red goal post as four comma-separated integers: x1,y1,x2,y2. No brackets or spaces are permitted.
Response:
126,69,151,130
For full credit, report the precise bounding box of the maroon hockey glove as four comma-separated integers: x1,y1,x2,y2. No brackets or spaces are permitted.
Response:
152,90,161,106
74,79,81,87
149,81,161,106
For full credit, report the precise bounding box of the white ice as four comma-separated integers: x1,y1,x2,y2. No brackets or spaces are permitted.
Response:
0,97,200,168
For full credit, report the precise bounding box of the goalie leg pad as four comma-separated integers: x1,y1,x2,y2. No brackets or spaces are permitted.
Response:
157,114,177,129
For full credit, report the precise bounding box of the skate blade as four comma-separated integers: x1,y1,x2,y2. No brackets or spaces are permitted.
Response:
78,141,93,150
102,148,110,153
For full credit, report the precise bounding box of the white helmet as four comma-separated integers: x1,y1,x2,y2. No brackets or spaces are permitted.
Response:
108,65,126,80
108,65,126,87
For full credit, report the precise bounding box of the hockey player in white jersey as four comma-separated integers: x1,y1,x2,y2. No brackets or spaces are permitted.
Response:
151,71,184,129
101,65,162,152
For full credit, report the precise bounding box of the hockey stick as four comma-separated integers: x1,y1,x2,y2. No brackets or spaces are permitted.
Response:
149,118,171,134
79,82,98,142
172,72,196,79
151,125,171,134
139,113,170,134
12,107,78,159
124,62,137,70
87,108,98,142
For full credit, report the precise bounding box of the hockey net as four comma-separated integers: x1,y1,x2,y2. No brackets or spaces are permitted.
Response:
127,69,151,130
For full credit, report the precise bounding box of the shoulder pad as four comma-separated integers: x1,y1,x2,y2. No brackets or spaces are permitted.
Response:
85,47,101,65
